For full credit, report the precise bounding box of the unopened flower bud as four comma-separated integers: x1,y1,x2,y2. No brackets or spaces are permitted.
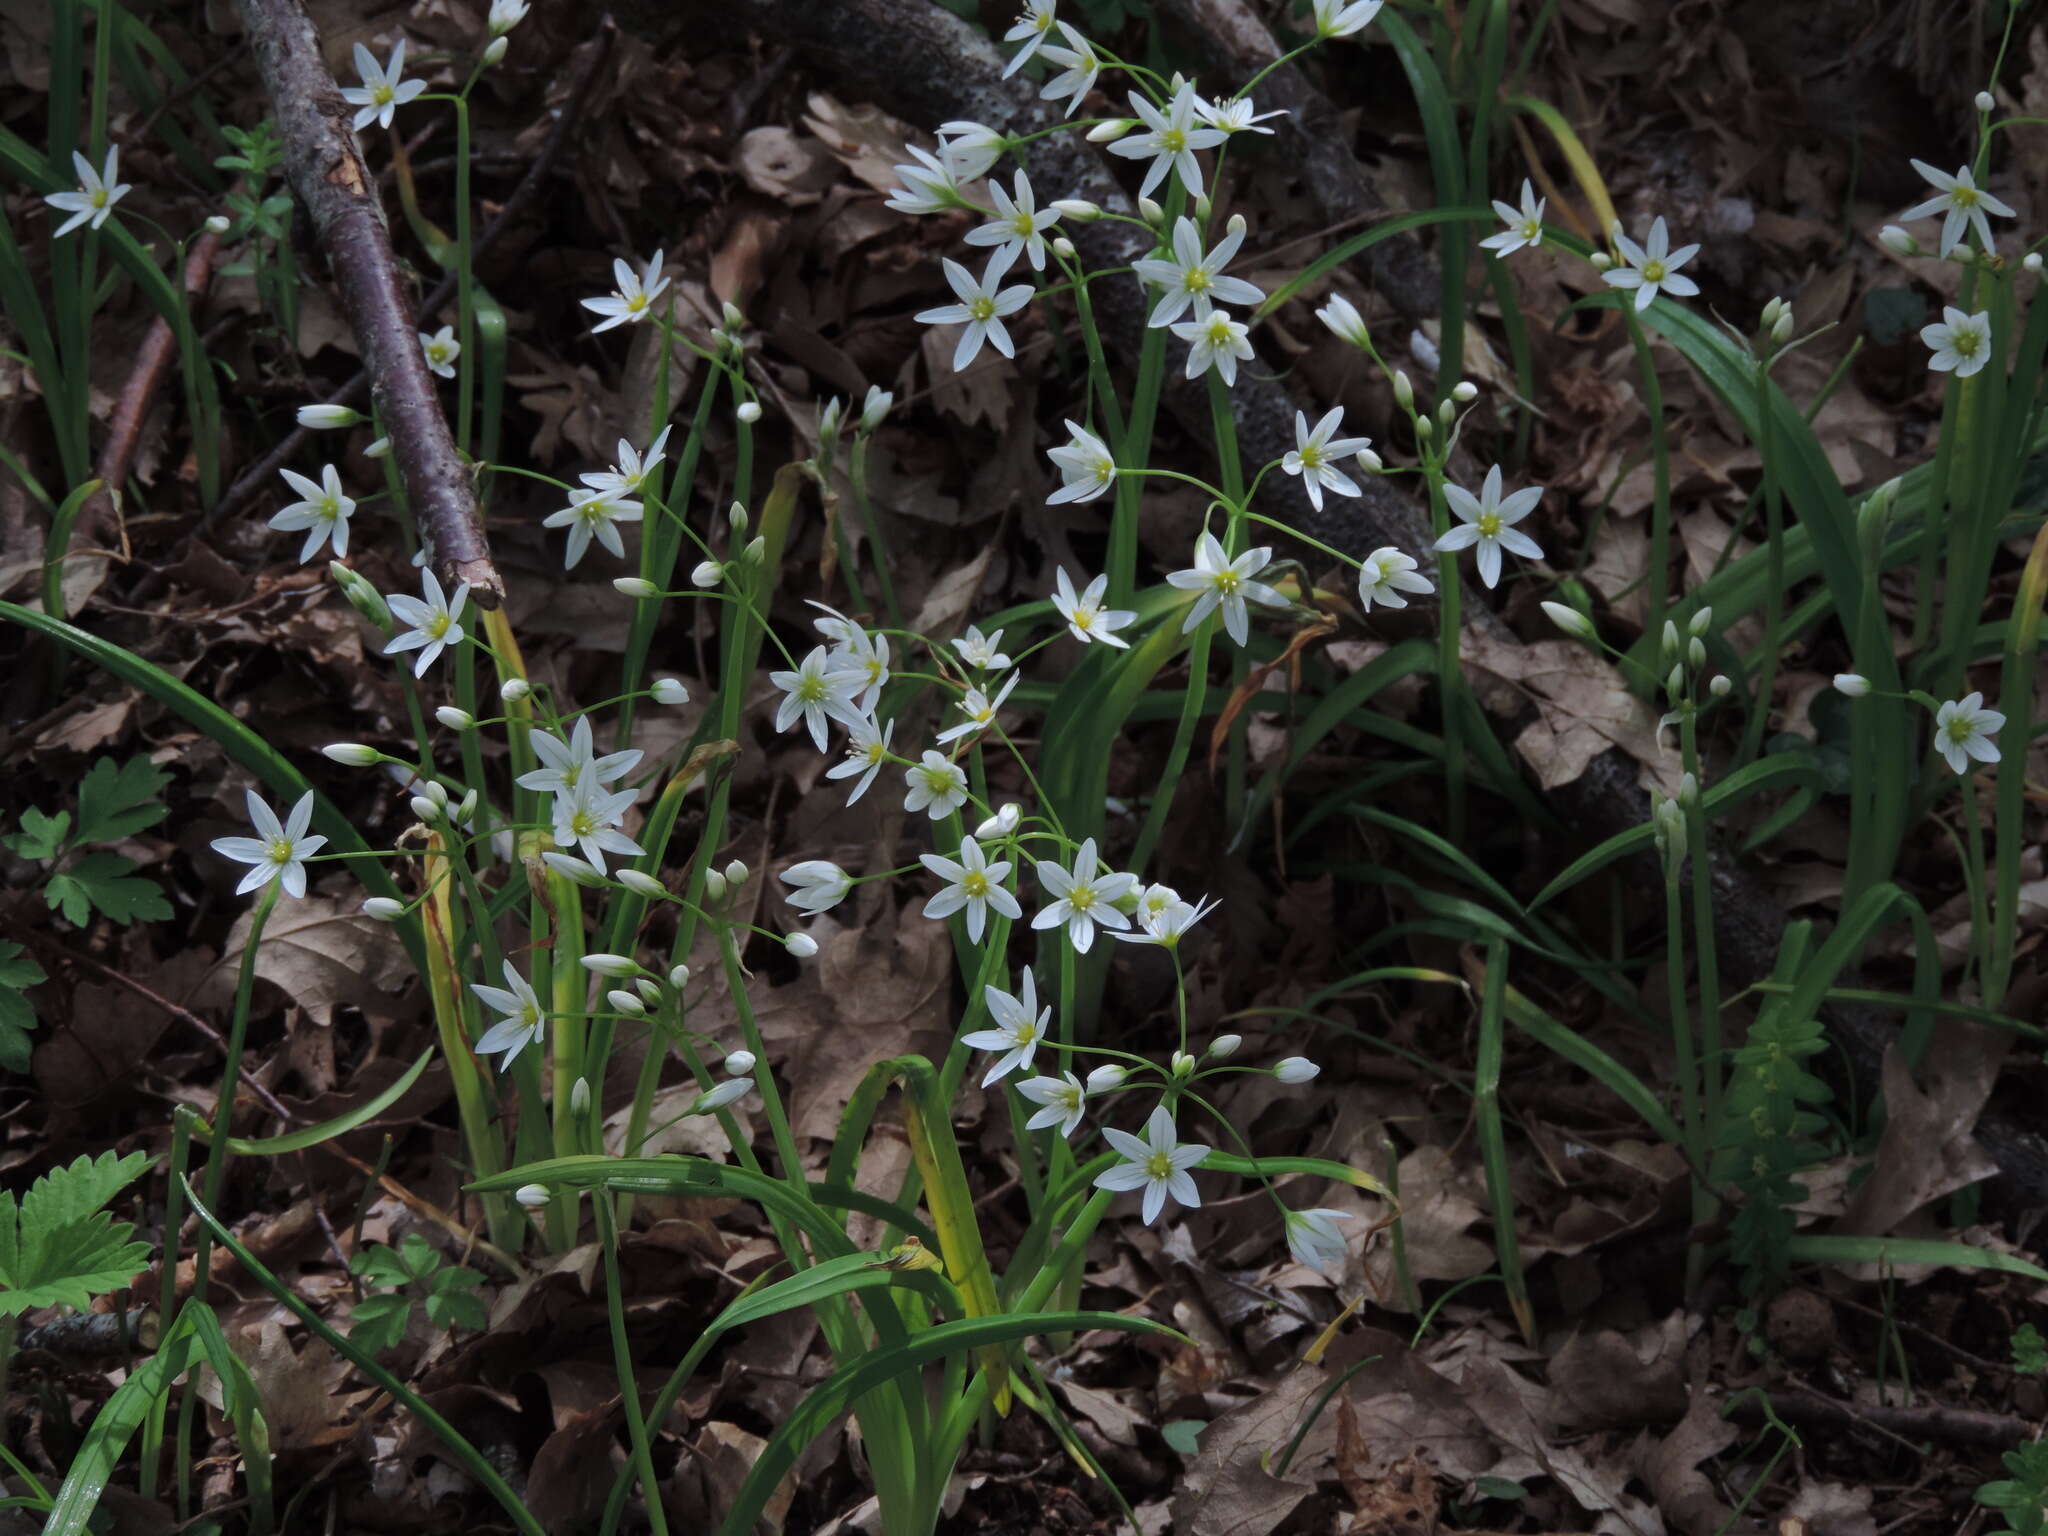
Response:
409,795,439,823
1977,89,1998,112
570,1078,591,1116
324,742,381,766
651,676,689,705
1050,197,1101,219
1589,251,1613,271
1654,796,1686,874
1086,118,1132,142
1436,399,1456,431
1879,224,1919,257
736,401,762,424
1678,770,1700,808
617,869,666,897
500,677,532,703
541,852,605,885
1771,305,1794,343
721,300,744,330
725,1050,757,1075
608,988,647,1016
786,931,819,958
634,977,661,1004
742,535,767,564
331,563,393,629
614,576,657,598
1085,1064,1125,1092
515,1183,551,1209
703,869,728,902
1170,1050,1197,1078
1833,672,1870,697
1051,236,1076,259
2029,252,2045,275
1709,673,1732,697
724,858,750,887
364,435,391,459
1274,1056,1320,1084
1392,370,1414,411
1451,380,1478,402
1662,620,1682,660
1137,195,1165,226
975,803,1023,839
1687,636,1706,669
456,789,478,823
1666,661,1687,698
858,386,893,432
1355,447,1382,472
1540,600,1595,640
691,1078,754,1115
481,35,508,64
581,953,640,977
1194,195,1213,222
818,397,843,440
298,404,364,430
203,214,231,234
1951,245,1978,266
361,897,405,921
435,706,474,730
1209,1033,1242,1059
422,781,449,807
691,560,723,588
1688,606,1713,637
1414,415,1433,440
668,963,691,989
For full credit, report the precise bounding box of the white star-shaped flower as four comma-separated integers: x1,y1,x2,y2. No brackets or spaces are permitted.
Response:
543,489,642,567
769,646,869,752
827,716,894,803
1921,306,1993,378
953,626,1012,670
550,781,643,874
472,962,546,1069
44,146,130,237
1433,464,1544,589
962,965,1051,1084
915,247,1033,373
210,789,326,899
1095,1103,1210,1225
920,835,1020,941
1315,291,1371,348
580,427,671,499
1901,161,2015,257
1017,1071,1088,1137
1107,83,1226,201
1051,568,1135,648
1132,215,1264,328
1166,532,1285,646
1933,692,2004,775
1032,837,1137,953
886,143,975,215
517,715,641,797
1038,23,1102,117
1115,891,1218,949
903,749,970,820
1602,217,1700,312
269,464,356,562
581,249,670,333
1002,0,1060,76
1172,309,1254,385
1047,420,1117,503
1480,179,1546,257
967,171,1062,271
937,121,1007,180
341,39,427,132
781,859,854,915
385,569,470,677
1356,546,1434,611
1281,406,1373,511
936,671,1020,745
419,325,459,378
1311,0,1384,37
1197,96,1286,135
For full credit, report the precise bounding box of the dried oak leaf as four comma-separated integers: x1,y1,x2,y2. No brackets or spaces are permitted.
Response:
1169,1364,1325,1536
197,894,412,1026
1461,631,1682,799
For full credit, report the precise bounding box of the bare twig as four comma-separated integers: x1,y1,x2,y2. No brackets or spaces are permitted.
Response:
232,0,502,604
1728,1385,2044,1452
204,18,616,539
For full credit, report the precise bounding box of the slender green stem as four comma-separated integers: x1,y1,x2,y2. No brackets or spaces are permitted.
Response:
1738,353,1784,767
1679,710,1722,1199
1624,310,1673,641
594,1198,670,1536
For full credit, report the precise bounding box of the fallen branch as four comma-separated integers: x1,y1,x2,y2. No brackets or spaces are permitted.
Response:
1729,1386,2043,1452
204,18,615,542
642,0,2048,1203
233,0,502,604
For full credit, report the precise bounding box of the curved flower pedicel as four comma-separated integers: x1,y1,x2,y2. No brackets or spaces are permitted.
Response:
1434,465,1545,589
210,789,326,900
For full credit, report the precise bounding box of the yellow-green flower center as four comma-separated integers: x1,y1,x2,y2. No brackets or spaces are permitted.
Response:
969,296,997,322
921,766,954,792
1214,569,1242,594
1068,885,1095,912
1641,259,1666,283
1477,512,1502,538
1298,445,1324,470
1182,268,1212,294
1947,716,1976,743
1144,1150,1174,1178
962,870,990,898
267,838,295,866
1011,211,1035,236
1953,330,1982,357
1954,186,1981,209
427,613,453,639
1071,607,1094,631
1160,128,1186,153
